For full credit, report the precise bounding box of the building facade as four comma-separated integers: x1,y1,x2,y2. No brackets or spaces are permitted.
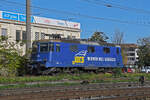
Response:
121,44,138,68
0,11,81,54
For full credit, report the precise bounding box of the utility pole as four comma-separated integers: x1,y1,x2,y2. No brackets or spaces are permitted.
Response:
26,0,32,53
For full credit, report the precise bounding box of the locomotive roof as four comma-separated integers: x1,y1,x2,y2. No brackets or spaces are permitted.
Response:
35,39,120,47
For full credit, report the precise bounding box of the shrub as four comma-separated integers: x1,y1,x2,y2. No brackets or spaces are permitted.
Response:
112,68,122,78
0,36,27,77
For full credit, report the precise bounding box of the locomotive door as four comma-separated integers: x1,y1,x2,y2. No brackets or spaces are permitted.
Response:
49,43,54,64
54,43,61,67
116,47,121,67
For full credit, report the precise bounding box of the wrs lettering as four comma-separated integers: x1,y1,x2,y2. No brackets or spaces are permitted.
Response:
72,56,84,64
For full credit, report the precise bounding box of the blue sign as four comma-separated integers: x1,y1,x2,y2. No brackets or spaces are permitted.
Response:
31,17,34,23
2,12,18,21
19,14,34,23
2,11,34,23
19,14,26,22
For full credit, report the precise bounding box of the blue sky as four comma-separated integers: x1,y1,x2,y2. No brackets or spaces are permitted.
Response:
0,0,150,43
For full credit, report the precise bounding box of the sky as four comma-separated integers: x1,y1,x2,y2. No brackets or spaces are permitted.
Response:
0,0,150,44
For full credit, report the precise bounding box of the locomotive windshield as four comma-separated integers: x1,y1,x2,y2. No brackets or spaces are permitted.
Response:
32,43,38,53
39,42,54,52
40,43,49,52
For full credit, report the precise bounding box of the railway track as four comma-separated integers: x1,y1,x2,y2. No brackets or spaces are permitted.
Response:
0,82,150,100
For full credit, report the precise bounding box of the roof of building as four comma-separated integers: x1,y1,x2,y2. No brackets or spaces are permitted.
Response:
120,44,138,48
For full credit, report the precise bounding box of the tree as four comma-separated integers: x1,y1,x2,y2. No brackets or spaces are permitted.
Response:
137,37,150,68
111,29,127,65
121,48,128,66
0,36,26,76
111,29,124,45
89,31,109,42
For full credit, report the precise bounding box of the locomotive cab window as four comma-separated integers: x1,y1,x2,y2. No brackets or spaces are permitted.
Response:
70,45,78,52
40,43,48,52
103,47,110,54
49,43,54,51
56,44,60,52
87,46,95,53
116,48,119,54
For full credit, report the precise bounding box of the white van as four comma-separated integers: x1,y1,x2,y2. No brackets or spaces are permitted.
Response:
141,66,150,73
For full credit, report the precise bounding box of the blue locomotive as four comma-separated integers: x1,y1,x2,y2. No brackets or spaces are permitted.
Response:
30,39,123,74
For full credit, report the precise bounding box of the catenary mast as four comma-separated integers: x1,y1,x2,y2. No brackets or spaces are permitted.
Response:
26,0,32,52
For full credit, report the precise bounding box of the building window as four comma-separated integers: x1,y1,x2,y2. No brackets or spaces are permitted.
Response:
16,30,21,41
1,28,7,36
70,45,78,52
130,53,135,56
22,31,26,41
67,35,71,39
87,46,95,53
103,47,110,54
128,57,135,61
127,53,135,56
56,44,60,52
41,33,45,40
127,48,135,51
72,36,76,39
35,32,39,40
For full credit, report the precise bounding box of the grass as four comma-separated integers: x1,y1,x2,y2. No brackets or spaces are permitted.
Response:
0,76,59,84
0,82,80,90
0,73,101,84
0,73,150,90
0,73,150,84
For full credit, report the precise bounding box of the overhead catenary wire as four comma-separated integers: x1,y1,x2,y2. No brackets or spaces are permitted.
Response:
80,0,150,15
1,0,150,27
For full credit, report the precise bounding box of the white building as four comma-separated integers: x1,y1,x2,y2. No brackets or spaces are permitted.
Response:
0,11,81,54
121,44,138,67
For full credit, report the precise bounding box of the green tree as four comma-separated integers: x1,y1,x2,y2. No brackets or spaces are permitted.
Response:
89,31,109,42
0,36,26,76
137,37,150,68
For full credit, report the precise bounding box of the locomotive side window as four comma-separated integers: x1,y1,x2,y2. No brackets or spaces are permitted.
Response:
103,47,110,54
56,44,60,52
49,43,54,51
87,46,95,53
40,43,48,52
70,45,78,52
116,48,119,54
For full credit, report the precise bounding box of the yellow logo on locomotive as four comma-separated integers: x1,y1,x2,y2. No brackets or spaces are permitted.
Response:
72,50,87,65
72,56,85,64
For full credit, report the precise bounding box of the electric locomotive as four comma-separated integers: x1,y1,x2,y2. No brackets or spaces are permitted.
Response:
30,39,123,74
